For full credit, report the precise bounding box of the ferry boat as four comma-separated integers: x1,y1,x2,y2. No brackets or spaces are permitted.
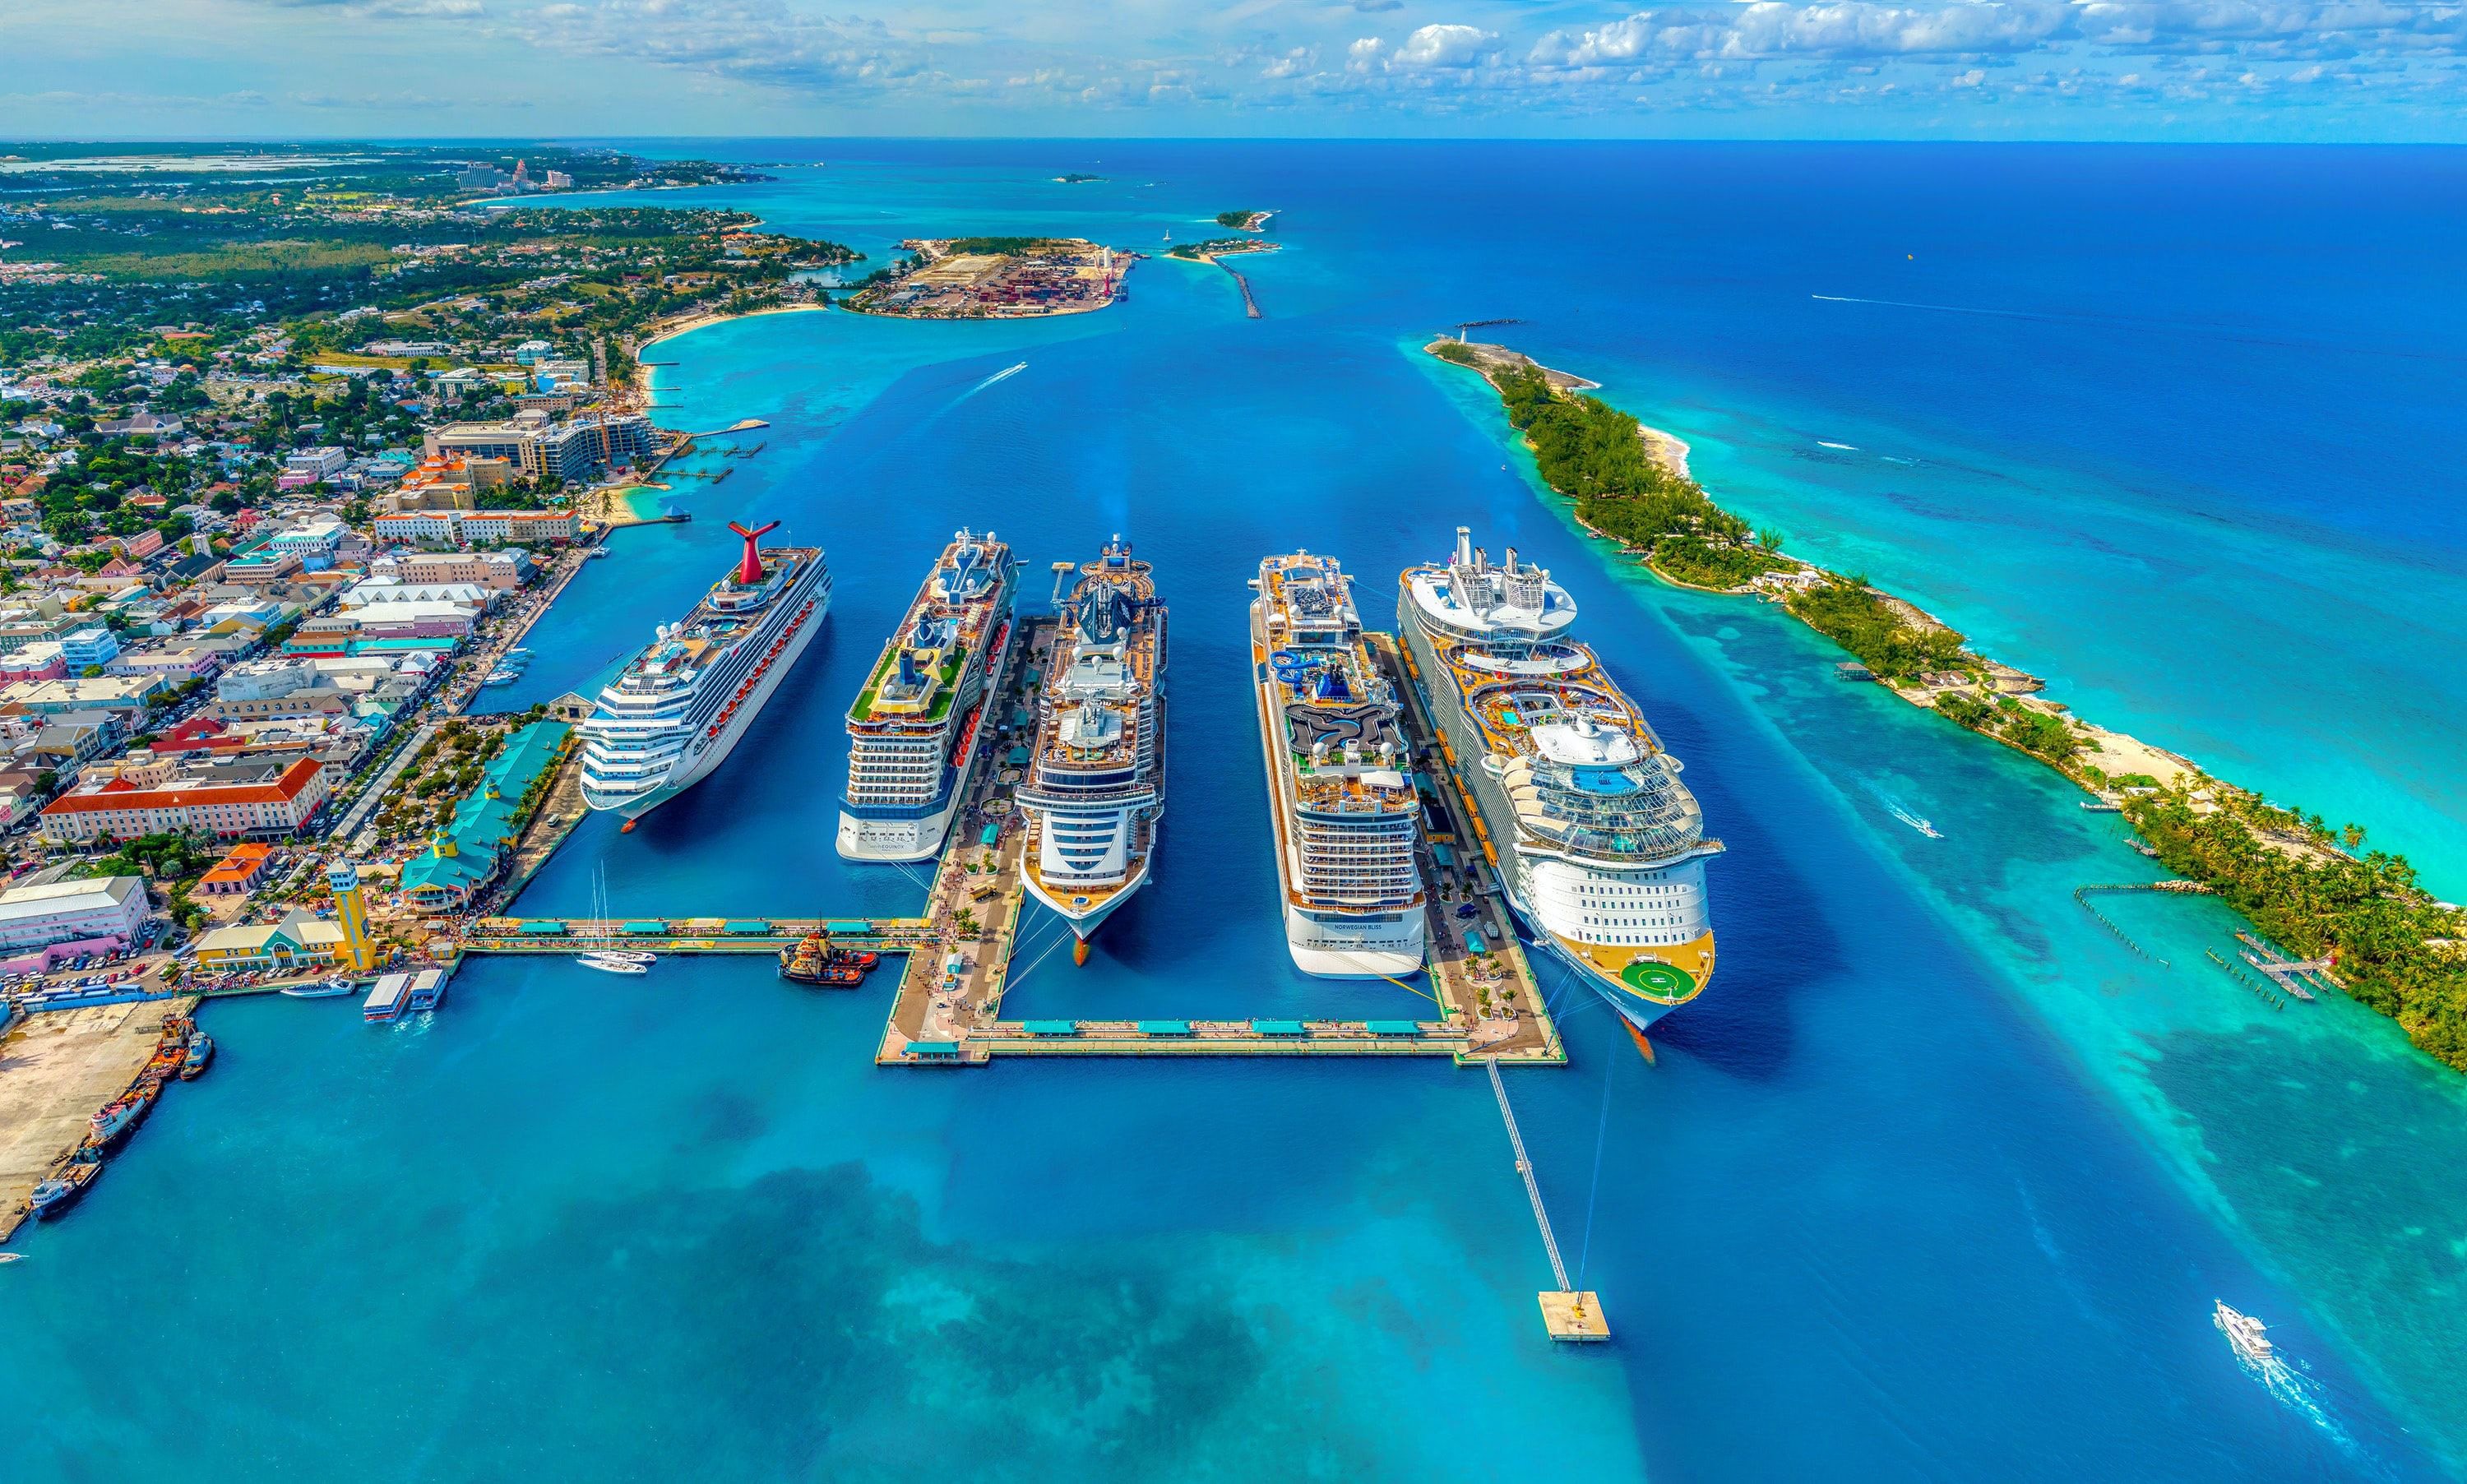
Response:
30,1160,100,1220
1016,535,1167,961
1396,528,1720,1030
579,520,831,824
838,529,1020,862
1248,552,1428,977
2215,1301,2275,1363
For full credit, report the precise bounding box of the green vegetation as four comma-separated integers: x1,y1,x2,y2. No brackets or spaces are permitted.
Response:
1166,238,1271,261
1213,210,1262,229
1487,363,1788,590
76,830,215,882
2124,785,2467,1070
940,237,1068,257
1782,579,1969,682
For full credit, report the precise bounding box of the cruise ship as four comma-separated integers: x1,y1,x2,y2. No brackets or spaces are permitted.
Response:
577,520,830,824
838,529,1020,862
1248,552,1428,976
1397,528,1719,1029
1016,536,1166,963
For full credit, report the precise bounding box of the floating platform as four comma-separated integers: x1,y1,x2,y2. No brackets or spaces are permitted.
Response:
1539,1290,1610,1342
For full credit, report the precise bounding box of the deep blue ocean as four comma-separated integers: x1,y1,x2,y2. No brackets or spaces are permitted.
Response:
6,143,2464,1482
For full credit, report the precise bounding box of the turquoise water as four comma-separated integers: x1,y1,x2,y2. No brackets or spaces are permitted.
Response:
7,144,2465,1481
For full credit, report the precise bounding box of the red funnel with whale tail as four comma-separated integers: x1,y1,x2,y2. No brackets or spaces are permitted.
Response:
728,520,779,585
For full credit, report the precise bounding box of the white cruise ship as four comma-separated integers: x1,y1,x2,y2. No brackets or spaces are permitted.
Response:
1249,552,1428,977
1397,528,1719,1029
1016,536,1166,963
838,529,1020,862
578,520,830,824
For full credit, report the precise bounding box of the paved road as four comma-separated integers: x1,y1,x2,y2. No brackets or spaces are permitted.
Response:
331,720,438,844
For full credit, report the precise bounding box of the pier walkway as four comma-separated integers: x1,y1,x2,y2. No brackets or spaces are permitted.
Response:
424,620,1558,1070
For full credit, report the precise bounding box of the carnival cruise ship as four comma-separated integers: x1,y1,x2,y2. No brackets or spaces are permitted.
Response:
1016,535,1166,962
838,529,1020,862
1249,552,1428,976
578,520,829,824
1397,528,1719,1029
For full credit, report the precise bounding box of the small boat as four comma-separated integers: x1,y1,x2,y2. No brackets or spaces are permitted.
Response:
30,1162,100,1220
479,669,518,687
281,978,358,999
88,1080,160,1153
179,1033,214,1080
0,1252,25,1264
588,545,613,558
576,954,646,976
2215,1301,2274,1363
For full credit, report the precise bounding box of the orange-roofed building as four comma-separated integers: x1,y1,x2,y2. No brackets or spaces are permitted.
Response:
198,842,275,897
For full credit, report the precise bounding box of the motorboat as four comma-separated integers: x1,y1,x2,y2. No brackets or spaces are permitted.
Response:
2215,1301,2275,1363
280,978,359,999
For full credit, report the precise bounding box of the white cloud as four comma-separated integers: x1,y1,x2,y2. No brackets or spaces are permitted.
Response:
1391,22,1498,67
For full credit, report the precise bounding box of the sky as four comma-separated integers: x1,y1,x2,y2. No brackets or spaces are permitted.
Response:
3,0,2465,141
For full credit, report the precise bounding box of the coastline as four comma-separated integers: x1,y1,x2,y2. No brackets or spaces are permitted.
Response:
636,301,831,359
1428,336,2467,1071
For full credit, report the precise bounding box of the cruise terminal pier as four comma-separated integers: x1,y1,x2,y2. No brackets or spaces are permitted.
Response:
443,609,1599,1337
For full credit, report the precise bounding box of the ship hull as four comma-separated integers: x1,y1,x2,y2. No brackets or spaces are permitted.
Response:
582,585,830,821
1283,904,1426,978
1022,846,1153,941
1396,579,1715,1023
835,785,966,863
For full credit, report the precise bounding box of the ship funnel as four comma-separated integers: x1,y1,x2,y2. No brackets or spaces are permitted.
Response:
1453,526,1472,566
727,520,780,585
1504,546,1519,575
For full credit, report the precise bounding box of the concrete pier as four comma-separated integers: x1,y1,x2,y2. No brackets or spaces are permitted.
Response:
0,996,197,1242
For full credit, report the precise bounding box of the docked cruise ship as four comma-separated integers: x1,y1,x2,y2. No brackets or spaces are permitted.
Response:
1249,552,1428,976
577,520,830,823
1397,528,1719,1029
838,529,1020,862
1016,536,1166,961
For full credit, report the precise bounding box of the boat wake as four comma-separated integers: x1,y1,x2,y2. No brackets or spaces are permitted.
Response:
959,361,1028,399
2236,1348,2362,1459
1868,785,1943,839
1817,440,1858,451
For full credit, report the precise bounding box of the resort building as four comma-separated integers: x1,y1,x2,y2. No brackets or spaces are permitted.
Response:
37,752,331,844
370,509,575,547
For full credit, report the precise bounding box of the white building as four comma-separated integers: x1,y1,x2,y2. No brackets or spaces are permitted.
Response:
0,876,150,953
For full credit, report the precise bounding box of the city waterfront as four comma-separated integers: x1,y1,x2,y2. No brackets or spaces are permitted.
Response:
6,143,2464,1481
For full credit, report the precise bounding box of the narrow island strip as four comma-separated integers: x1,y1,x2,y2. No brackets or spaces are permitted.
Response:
1429,336,2467,1073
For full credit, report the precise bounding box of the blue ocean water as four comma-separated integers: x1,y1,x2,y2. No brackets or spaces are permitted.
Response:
7,143,2464,1481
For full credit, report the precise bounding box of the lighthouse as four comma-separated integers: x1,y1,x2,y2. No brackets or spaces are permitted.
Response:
327,862,380,973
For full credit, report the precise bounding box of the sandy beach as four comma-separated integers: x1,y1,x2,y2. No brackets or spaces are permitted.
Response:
636,301,831,359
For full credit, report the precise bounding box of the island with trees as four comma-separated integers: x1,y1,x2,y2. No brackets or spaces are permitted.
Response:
1432,335,2467,1072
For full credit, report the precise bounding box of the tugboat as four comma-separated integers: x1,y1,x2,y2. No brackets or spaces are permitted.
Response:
29,1159,100,1220
179,1032,215,1080
88,1079,160,1153
2215,1301,2275,1363
779,930,874,987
